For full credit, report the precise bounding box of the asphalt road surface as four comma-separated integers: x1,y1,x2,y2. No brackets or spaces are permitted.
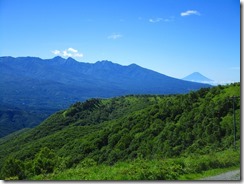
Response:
201,170,240,180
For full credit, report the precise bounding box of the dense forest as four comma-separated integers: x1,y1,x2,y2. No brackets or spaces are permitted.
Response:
0,105,55,138
0,83,240,180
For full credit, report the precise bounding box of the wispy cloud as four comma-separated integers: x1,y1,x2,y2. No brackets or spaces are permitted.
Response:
52,50,61,55
149,17,174,23
52,48,83,58
149,18,163,23
163,18,174,22
210,80,237,85
181,10,200,17
108,33,122,40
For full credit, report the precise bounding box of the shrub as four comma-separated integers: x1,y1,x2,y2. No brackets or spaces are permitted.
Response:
33,147,57,175
0,157,26,180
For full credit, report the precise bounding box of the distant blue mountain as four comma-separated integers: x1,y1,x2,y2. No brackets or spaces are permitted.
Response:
0,57,212,109
182,72,213,84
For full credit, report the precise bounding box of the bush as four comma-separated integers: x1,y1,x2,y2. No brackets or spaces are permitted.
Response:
0,157,26,180
33,147,57,175
77,158,97,168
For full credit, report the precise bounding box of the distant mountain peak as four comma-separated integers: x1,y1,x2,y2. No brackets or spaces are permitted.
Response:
191,72,201,75
53,56,64,60
66,57,78,62
101,60,111,62
94,60,122,69
128,63,139,67
50,56,80,65
95,60,113,64
182,72,213,83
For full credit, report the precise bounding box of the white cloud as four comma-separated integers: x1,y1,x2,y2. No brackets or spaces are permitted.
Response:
108,33,122,40
52,48,83,58
52,50,61,55
67,48,78,53
149,18,163,23
149,17,174,23
181,10,200,17
63,50,72,57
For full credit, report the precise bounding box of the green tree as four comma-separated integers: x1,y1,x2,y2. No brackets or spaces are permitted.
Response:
33,147,57,175
0,157,25,180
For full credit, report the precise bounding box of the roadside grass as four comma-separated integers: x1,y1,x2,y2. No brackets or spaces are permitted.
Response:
31,149,240,180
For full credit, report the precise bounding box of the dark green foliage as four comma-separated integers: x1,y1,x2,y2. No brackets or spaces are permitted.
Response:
0,157,26,180
0,105,54,138
0,83,240,180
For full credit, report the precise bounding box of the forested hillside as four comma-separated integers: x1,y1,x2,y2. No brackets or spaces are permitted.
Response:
0,105,55,138
0,83,240,180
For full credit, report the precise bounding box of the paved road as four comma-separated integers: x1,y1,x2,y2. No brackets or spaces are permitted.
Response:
201,170,240,180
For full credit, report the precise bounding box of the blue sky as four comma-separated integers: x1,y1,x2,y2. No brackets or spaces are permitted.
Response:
0,0,240,83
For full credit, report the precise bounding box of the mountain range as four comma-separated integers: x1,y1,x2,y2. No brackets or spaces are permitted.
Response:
0,56,211,137
0,56,211,109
